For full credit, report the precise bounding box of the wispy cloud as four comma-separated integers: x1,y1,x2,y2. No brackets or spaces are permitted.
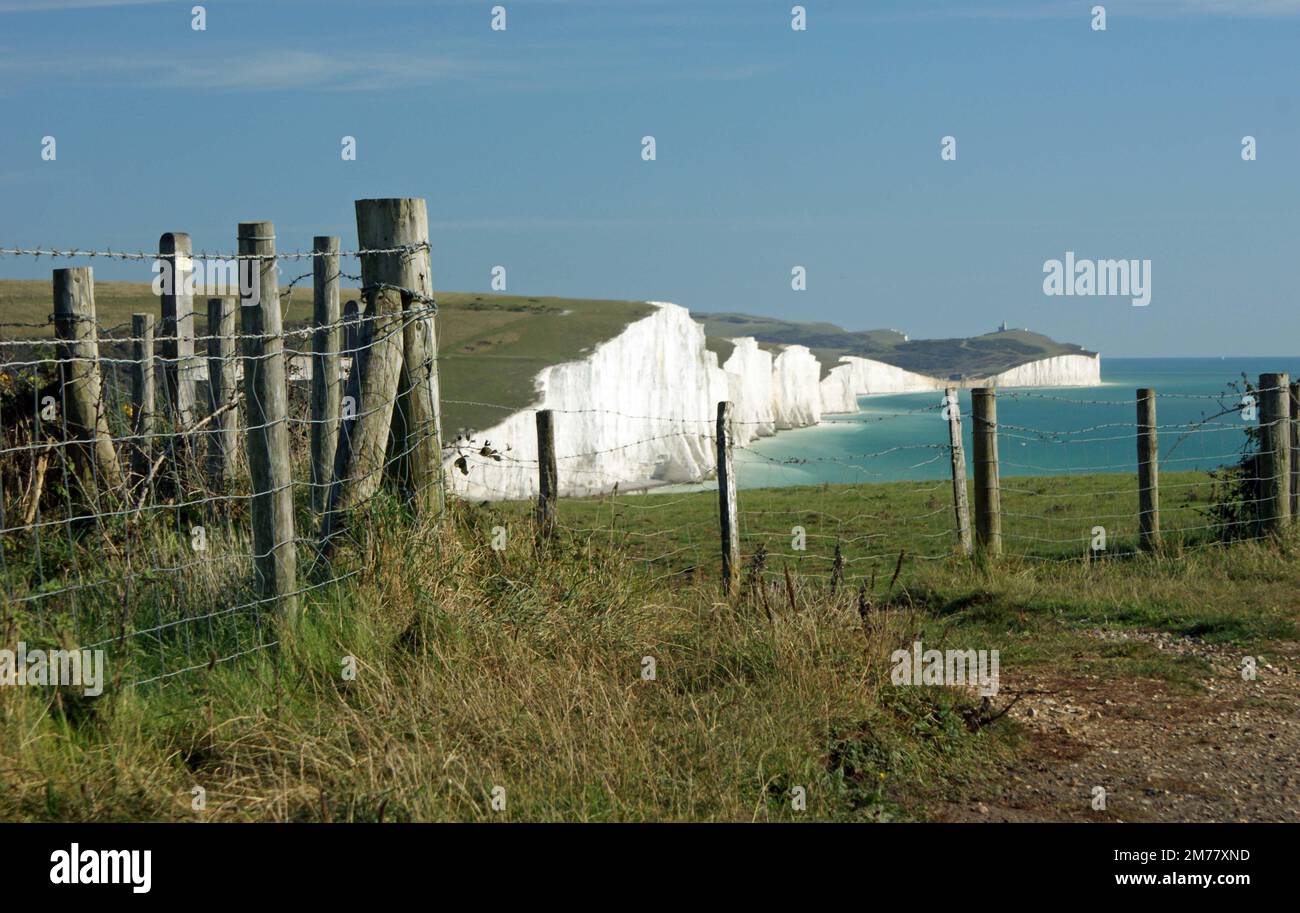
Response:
0,40,773,93
0,46,512,91
0,0,168,11
843,0,1300,21
1128,0,1300,13
166,49,506,92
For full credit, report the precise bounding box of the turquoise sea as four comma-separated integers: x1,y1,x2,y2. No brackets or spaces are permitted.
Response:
733,358,1300,489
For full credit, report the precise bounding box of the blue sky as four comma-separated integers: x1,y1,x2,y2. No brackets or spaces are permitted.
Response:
1,0,1298,356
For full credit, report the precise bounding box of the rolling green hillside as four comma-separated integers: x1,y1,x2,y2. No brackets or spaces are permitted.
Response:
0,279,651,433
432,292,653,432
695,312,1094,380
1,278,1093,434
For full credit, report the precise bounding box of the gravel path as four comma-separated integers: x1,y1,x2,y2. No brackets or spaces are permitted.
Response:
929,632,1300,822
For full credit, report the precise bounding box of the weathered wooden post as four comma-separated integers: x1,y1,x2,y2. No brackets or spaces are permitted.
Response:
971,387,1001,556
238,222,297,619
1136,388,1161,552
1289,381,1300,520
310,236,341,513
0,403,7,574
206,297,239,490
535,409,557,541
944,387,972,556
320,302,379,553
716,401,739,596
130,312,155,486
320,229,407,548
343,300,360,354
355,198,444,515
52,268,124,494
158,232,197,430
1259,372,1291,536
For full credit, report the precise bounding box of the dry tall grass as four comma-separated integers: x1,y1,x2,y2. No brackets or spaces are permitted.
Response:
0,501,1012,822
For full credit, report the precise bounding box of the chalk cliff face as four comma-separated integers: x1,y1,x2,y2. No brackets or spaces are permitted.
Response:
982,353,1101,388
820,357,946,413
771,345,822,429
721,338,775,443
444,301,1101,500
448,302,729,500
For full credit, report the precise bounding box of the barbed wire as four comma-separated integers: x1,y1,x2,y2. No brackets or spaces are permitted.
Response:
1,298,446,687
0,242,430,262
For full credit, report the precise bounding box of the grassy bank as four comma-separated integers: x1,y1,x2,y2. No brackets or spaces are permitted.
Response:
490,470,1236,577
0,278,652,434
2,473,1296,822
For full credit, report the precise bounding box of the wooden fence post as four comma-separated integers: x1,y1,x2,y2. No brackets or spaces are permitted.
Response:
1289,381,1300,521
319,227,407,550
535,409,557,541
320,302,380,553
206,297,239,490
158,232,197,430
52,267,124,495
1136,388,1161,552
1259,372,1291,536
355,198,444,515
944,387,972,556
343,300,360,354
971,387,1001,556
311,236,341,513
717,401,739,596
130,312,155,486
238,221,297,619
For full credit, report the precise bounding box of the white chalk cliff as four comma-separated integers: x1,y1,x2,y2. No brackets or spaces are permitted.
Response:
771,345,822,429
720,338,776,439
819,357,948,412
448,303,727,500
982,353,1101,388
445,302,1100,500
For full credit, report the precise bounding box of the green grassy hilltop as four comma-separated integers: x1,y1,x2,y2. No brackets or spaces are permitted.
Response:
0,279,651,434
695,312,1094,380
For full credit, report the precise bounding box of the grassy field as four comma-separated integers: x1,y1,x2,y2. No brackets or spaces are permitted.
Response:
485,470,1231,582
433,291,653,433
0,278,652,434
1,466,1295,822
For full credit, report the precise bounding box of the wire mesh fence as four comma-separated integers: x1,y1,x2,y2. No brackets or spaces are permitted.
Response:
1,213,443,687
446,377,1294,592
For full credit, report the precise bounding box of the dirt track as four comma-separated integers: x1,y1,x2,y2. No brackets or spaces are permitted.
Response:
930,633,1300,823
